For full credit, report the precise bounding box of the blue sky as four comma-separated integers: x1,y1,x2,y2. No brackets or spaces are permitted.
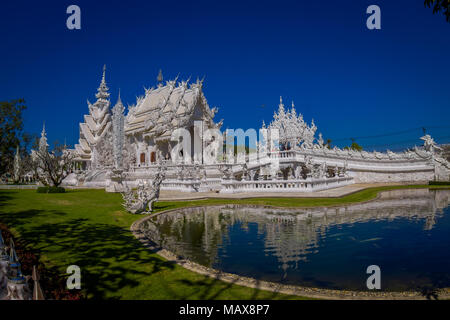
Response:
0,0,449,151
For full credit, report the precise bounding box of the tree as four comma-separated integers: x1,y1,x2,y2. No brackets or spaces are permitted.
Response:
0,99,27,176
425,0,450,22
31,142,75,187
344,142,363,151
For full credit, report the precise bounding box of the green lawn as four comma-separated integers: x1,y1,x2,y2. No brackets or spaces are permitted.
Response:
0,184,448,299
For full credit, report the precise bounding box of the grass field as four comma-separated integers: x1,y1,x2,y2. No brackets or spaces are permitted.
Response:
0,184,448,299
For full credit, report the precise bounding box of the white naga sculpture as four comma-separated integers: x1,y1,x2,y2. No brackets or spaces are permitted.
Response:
121,162,166,214
421,134,442,154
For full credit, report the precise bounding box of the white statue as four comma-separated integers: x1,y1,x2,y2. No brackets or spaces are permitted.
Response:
320,162,327,178
316,133,325,149
294,165,302,179
241,163,249,180
220,164,232,180
420,134,442,154
121,163,166,214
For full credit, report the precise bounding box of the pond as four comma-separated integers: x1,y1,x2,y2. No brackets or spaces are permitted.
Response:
141,189,450,292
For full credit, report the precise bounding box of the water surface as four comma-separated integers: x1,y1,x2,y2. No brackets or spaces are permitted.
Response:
142,189,450,291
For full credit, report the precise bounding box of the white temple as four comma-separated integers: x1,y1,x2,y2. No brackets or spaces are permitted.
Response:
63,66,450,192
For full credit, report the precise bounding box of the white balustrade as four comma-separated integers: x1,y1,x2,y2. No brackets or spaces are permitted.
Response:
219,176,354,194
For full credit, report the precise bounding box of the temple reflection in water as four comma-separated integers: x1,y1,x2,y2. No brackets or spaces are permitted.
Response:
142,189,450,287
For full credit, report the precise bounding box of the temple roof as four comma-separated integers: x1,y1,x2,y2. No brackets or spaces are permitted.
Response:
125,78,221,139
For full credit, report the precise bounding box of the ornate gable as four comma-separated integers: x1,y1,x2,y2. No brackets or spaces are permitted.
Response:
125,78,221,139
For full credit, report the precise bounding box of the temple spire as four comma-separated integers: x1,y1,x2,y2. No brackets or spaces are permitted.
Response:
112,89,125,169
291,101,297,117
39,122,48,152
96,65,110,101
102,64,106,83
278,96,285,115
157,69,163,86
113,89,124,110
8,238,25,284
117,88,122,104
9,239,18,262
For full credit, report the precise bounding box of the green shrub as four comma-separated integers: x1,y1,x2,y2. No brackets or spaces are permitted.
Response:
36,187,47,193
36,186,66,193
429,181,450,186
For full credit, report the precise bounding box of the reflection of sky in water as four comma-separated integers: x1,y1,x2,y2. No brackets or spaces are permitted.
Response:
143,189,450,291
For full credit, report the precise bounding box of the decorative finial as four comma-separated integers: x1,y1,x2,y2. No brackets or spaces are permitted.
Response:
32,265,45,300
9,238,18,262
291,101,296,115
96,65,110,100
102,65,106,82
39,122,49,152
278,96,285,113
157,69,163,83
117,88,122,103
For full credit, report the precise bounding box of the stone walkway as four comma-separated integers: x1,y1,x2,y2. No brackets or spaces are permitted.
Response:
157,182,423,201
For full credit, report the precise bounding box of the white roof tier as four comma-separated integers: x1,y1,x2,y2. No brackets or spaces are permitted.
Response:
125,79,219,138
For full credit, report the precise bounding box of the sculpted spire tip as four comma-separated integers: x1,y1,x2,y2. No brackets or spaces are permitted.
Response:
157,69,163,84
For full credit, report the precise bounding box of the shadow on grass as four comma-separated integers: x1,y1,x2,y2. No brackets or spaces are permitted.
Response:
0,209,176,299
0,190,14,208
173,276,288,300
0,191,290,300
